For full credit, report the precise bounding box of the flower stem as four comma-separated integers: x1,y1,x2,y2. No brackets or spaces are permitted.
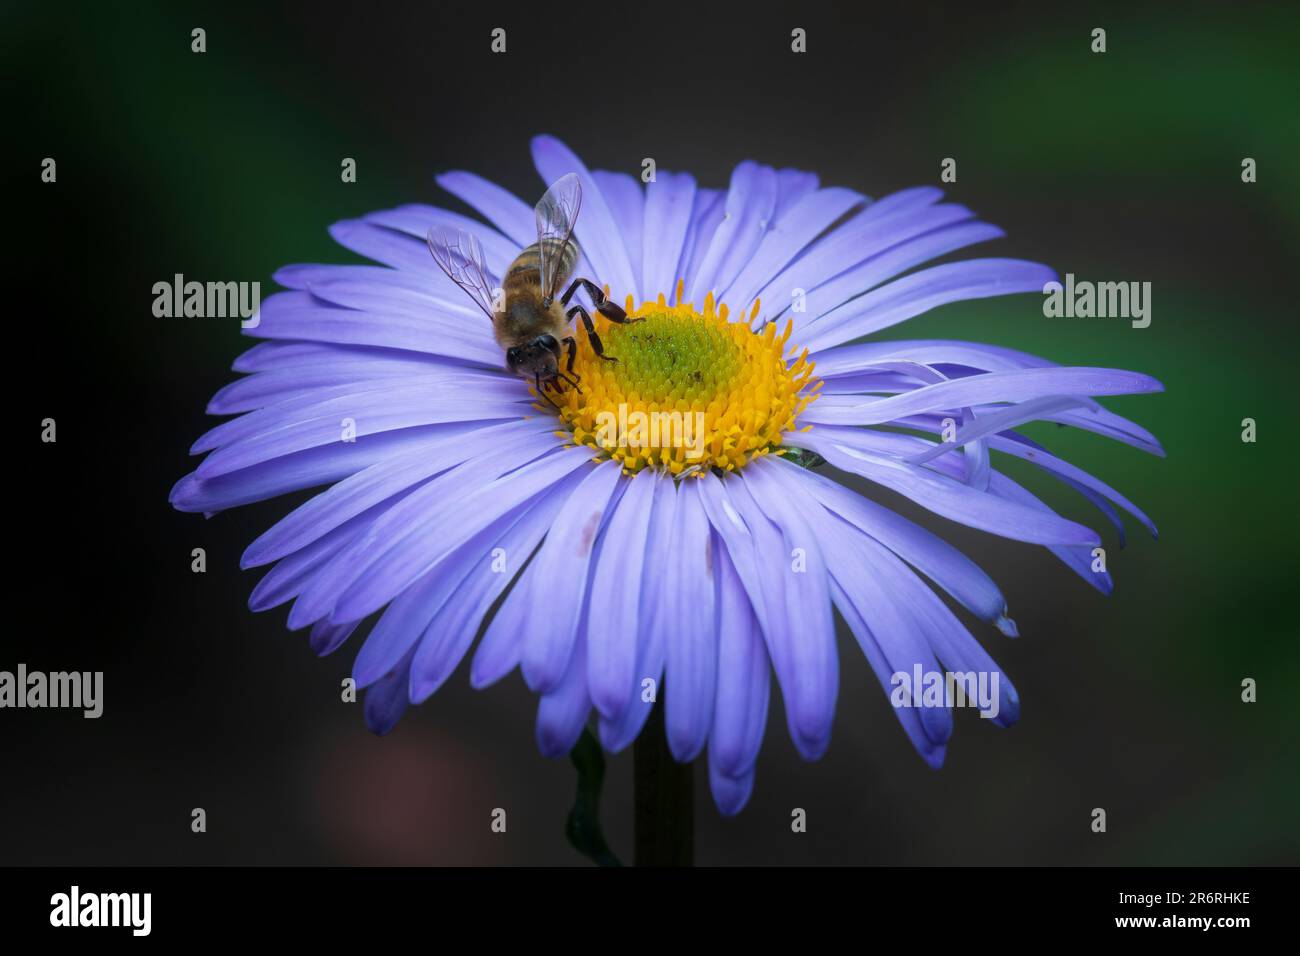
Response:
633,699,693,866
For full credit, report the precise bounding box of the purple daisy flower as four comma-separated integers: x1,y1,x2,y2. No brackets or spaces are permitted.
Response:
171,134,1162,817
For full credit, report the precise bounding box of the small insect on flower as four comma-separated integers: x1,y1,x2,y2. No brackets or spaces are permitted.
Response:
171,135,1164,817
426,173,643,408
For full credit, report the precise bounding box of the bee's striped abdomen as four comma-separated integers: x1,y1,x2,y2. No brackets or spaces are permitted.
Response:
506,238,580,293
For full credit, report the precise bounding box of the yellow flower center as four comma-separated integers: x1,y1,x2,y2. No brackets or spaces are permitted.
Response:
549,281,821,477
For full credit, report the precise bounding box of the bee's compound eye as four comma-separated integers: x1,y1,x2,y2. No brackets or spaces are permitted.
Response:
505,346,523,372
535,334,560,357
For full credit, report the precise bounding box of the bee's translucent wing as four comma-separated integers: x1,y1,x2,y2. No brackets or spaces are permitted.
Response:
534,172,582,301
426,228,500,319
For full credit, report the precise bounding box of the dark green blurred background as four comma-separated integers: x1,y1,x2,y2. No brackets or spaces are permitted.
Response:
6,0,1298,865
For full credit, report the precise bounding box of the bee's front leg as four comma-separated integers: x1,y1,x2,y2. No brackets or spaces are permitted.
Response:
535,372,562,410
562,336,580,378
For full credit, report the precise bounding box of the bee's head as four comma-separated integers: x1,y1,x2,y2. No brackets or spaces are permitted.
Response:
505,334,561,383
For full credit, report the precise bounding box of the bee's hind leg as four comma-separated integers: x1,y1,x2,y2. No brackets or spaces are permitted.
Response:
567,305,618,363
561,278,644,325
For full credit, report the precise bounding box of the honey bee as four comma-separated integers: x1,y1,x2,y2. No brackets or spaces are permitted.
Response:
427,173,641,407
